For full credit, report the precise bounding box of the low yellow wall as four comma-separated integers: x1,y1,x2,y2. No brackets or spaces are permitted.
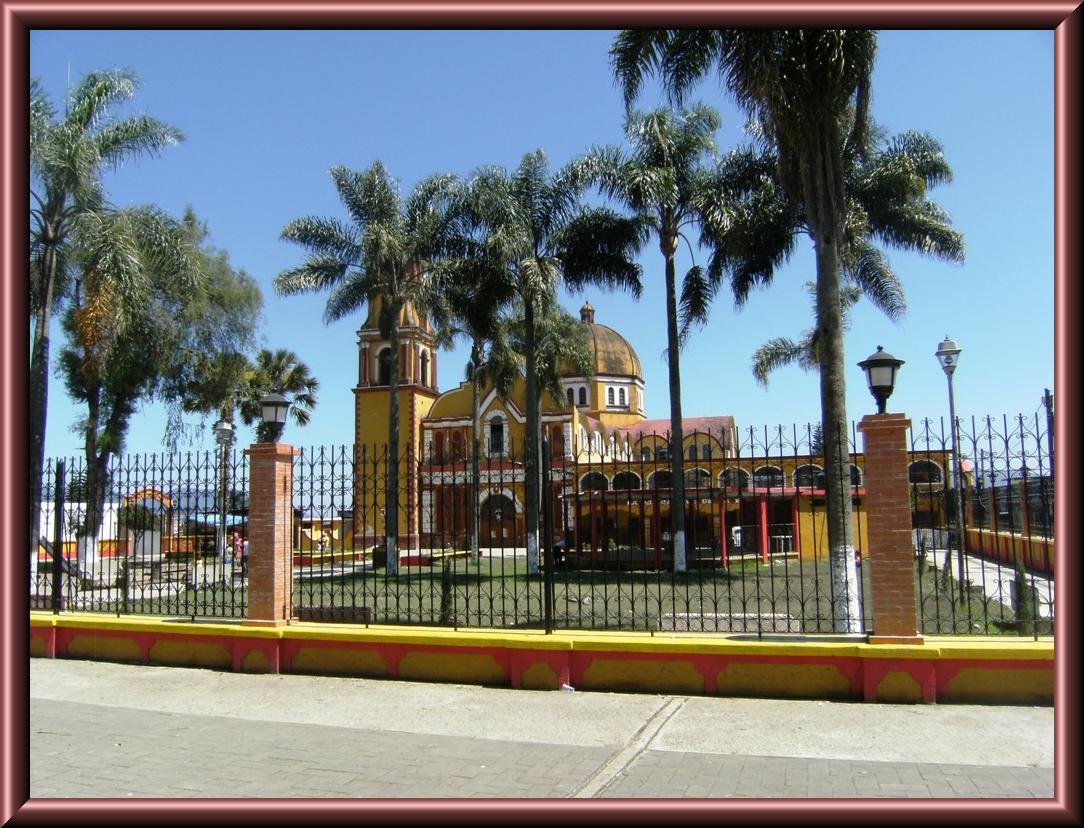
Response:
30,613,1053,705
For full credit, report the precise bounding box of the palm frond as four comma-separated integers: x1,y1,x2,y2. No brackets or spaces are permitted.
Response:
280,215,361,261
844,242,906,321
322,274,372,324
274,256,351,297
751,336,815,386
611,29,672,107
94,116,185,169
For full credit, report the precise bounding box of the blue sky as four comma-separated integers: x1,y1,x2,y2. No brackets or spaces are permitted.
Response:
29,30,1054,459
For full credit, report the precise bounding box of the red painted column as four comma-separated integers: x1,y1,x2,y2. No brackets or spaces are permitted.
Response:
244,443,298,628
857,414,922,644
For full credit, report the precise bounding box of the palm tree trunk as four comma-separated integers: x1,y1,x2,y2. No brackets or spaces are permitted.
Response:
524,298,540,576
814,235,862,633
77,389,104,575
663,246,687,574
470,340,482,562
386,323,401,576
29,246,58,566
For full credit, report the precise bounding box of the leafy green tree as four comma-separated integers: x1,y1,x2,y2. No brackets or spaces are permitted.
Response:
459,152,644,574
29,69,183,556
275,162,458,574
572,104,741,572
171,207,263,443
58,205,197,566
237,349,319,443
612,29,960,630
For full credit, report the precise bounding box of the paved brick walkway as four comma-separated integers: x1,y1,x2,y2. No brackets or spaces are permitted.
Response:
30,698,1053,799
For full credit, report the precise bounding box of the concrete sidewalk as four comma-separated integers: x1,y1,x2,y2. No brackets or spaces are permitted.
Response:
29,658,1054,799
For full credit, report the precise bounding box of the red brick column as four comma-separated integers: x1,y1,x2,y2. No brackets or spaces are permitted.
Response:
243,443,298,627
857,414,922,644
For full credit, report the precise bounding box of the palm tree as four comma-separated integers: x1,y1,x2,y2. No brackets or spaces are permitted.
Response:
613,29,963,632
740,125,960,388
275,162,457,574
29,69,183,556
462,152,644,574
572,104,738,573
238,349,320,444
424,256,515,562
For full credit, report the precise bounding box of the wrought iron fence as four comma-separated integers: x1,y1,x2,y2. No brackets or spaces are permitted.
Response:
32,412,1053,639
31,447,248,618
909,413,1054,637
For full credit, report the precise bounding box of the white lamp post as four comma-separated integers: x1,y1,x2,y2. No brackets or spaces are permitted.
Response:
935,336,968,601
213,419,234,585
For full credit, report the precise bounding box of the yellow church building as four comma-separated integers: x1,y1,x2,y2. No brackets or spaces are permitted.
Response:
351,296,953,567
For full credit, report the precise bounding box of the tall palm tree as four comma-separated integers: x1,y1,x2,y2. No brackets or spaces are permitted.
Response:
424,254,515,561
736,125,960,390
613,29,963,631
29,69,183,556
275,162,457,574
238,349,320,443
463,152,644,574
572,104,738,573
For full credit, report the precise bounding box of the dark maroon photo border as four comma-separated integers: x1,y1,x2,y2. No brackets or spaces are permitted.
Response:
2,3,1078,824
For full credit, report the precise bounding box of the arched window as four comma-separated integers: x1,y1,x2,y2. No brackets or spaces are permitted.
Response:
420,351,430,387
640,447,652,462
488,416,505,457
701,444,713,460
607,387,615,406
451,431,464,461
656,444,670,461
753,466,785,488
434,433,445,464
684,468,712,489
687,444,697,461
794,464,825,489
578,387,587,406
566,387,574,405
612,471,642,490
619,387,627,406
909,460,943,484
376,347,392,386
650,470,673,489
579,472,609,492
721,467,751,491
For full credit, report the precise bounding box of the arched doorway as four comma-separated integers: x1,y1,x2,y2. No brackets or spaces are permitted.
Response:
480,493,518,546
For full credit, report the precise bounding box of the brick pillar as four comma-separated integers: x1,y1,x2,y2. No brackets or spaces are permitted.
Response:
243,443,297,627
857,414,922,644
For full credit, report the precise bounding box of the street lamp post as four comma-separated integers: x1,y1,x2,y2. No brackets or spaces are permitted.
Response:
214,419,234,585
935,337,968,602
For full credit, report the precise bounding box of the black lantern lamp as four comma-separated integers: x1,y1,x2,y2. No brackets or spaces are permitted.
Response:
259,393,290,443
858,346,905,414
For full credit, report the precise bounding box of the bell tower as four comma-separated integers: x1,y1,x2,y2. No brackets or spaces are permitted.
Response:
353,292,440,553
